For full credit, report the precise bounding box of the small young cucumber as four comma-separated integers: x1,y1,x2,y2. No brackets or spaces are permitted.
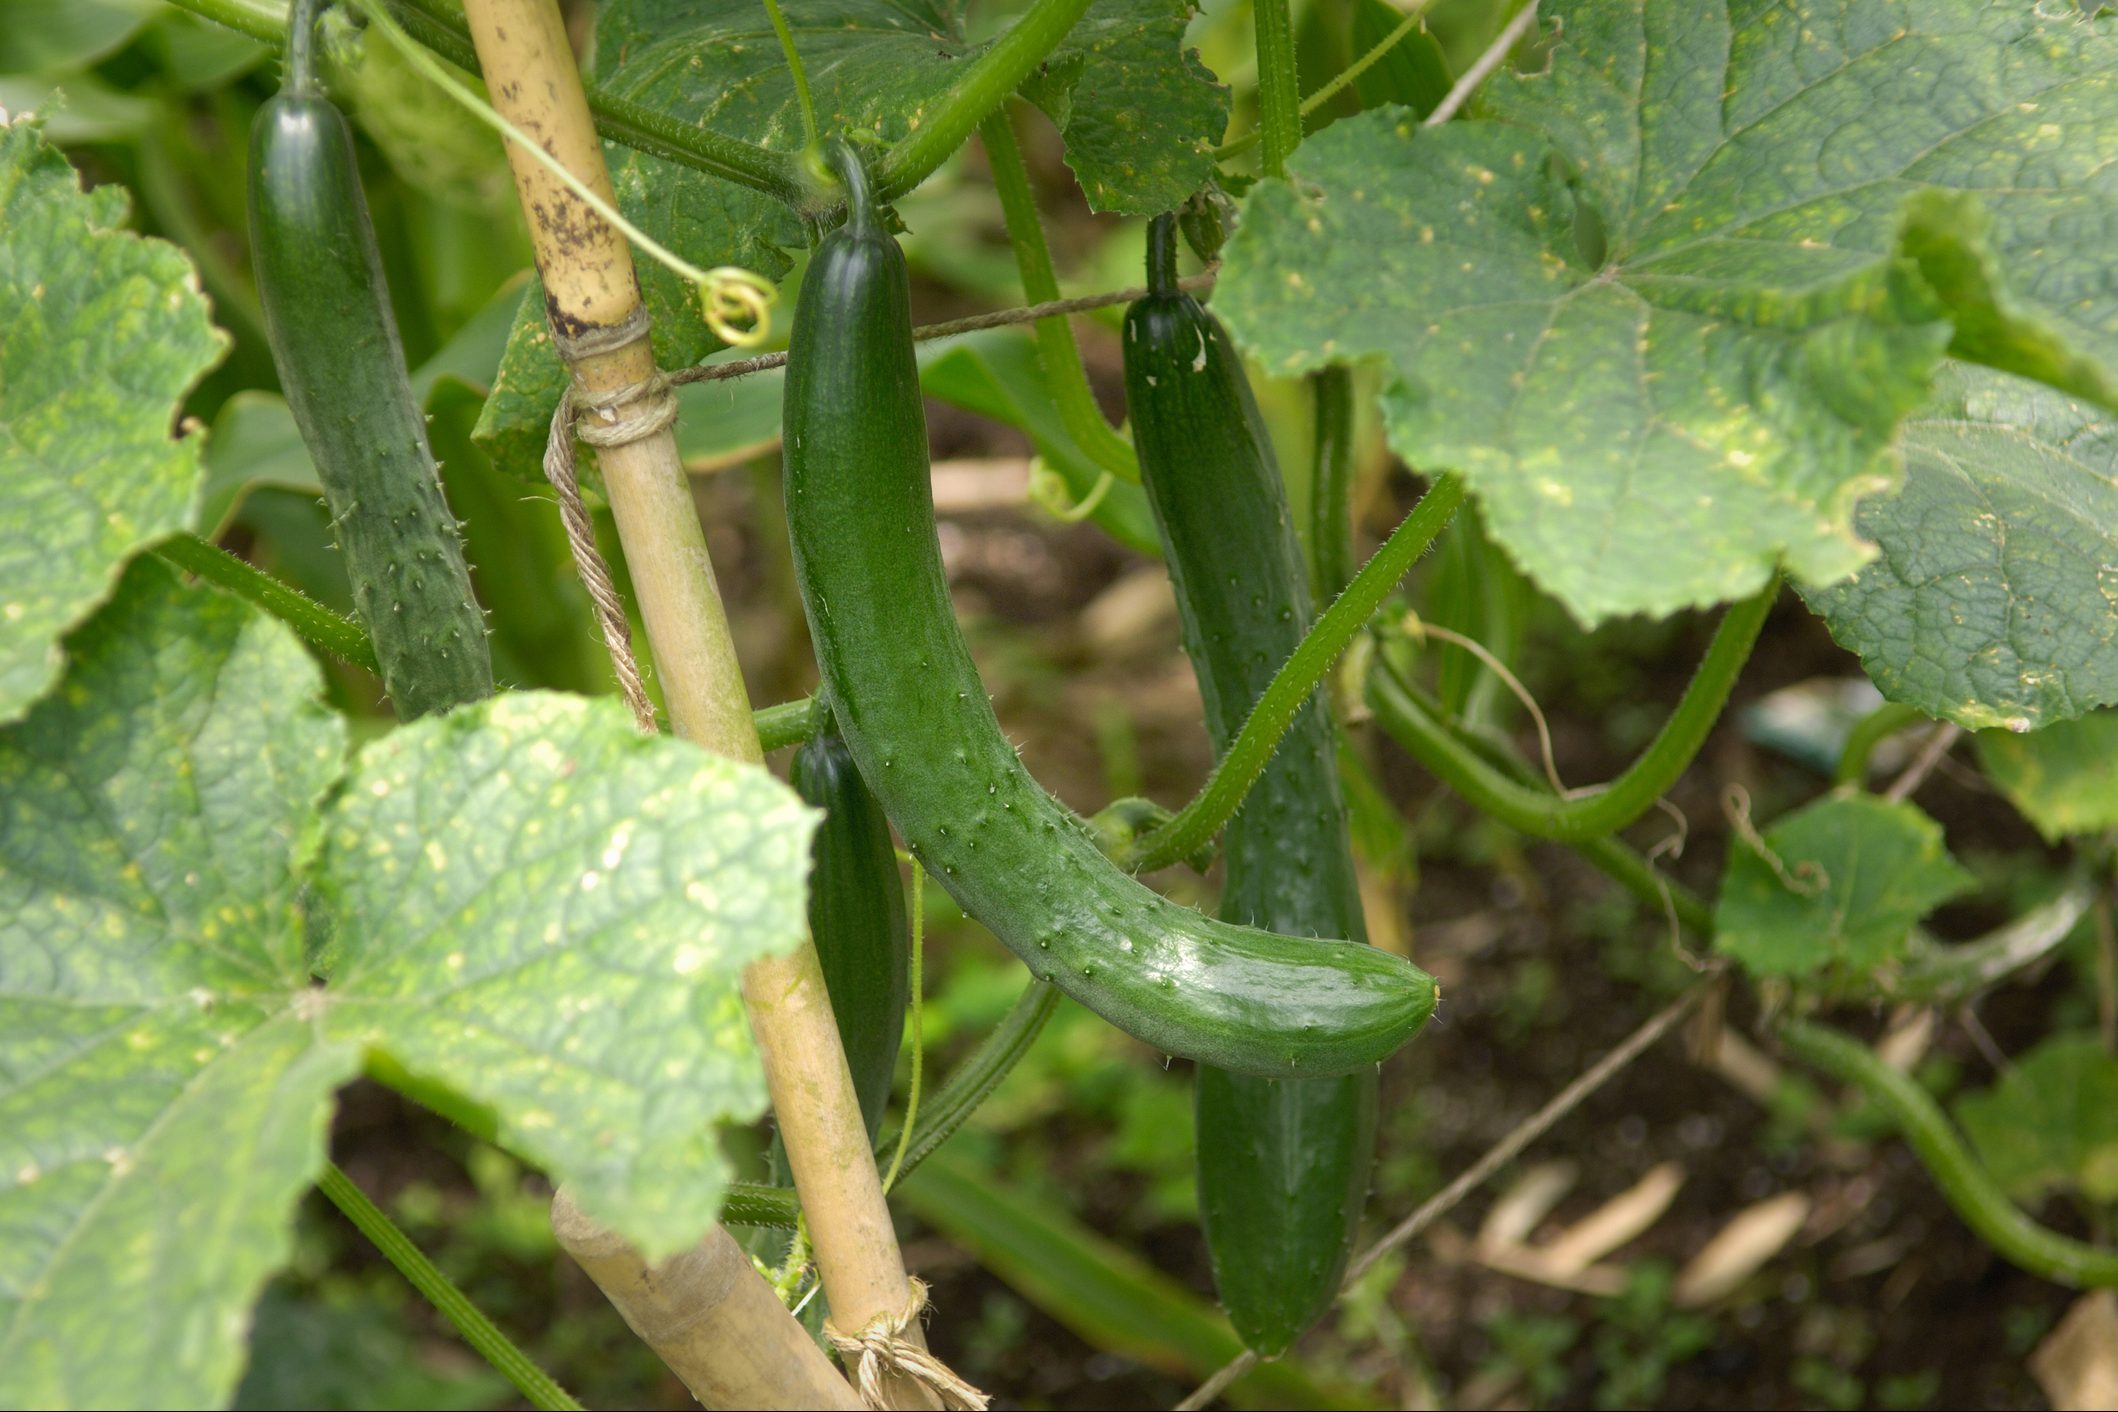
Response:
791,717,910,1140
781,146,1435,1081
1124,214,1379,1354
248,2,490,719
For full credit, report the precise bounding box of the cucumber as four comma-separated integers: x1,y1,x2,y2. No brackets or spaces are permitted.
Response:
1123,214,1378,1354
791,714,910,1140
248,0,491,719
781,146,1436,1080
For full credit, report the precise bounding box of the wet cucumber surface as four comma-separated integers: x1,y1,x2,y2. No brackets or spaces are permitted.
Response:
780,156,1436,1080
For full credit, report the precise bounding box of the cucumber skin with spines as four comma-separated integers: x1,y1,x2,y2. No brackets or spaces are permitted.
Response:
1124,215,1378,1354
791,723,910,1140
249,82,491,718
780,150,1436,1080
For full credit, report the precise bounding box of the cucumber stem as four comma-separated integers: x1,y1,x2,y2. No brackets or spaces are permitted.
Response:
1143,213,1181,299
1217,4,1434,159
318,1164,583,1410
981,105,1141,484
1778,1019,2118,1288
761,0,820,159
1122,473,1466,873
283,0,323,92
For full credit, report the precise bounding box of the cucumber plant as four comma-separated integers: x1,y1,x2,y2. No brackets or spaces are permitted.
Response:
5,0,2118,1407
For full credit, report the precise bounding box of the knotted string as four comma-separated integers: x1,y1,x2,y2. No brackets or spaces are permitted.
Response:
823,1277,989,1410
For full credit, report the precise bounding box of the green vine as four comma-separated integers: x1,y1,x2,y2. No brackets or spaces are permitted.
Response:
980,105,1141,485
1217,3,1436,159
1250,0,1302,179
317,1164,583,1410
1308,366,1358,604
760,0,822,165
155,534,382,676
1121,474,1467,873
873,0,1096,202
1367,581,1776,843
1778,1020,2118,1289
1834,700,1930,786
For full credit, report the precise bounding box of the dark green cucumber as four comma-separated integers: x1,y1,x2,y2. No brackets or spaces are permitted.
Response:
248,0,490,718
782,146,1435,1080
1124,215,1378,1354
791,714,910,1140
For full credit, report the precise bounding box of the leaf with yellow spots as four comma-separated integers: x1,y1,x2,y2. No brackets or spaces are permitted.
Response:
1713,791,1973,996
1215,1,2118,624
1976,710,2118,840
0,563,817,1406
1806,364,2118,730
0,116,225,723
0,558,355,1409
309,690,817,1260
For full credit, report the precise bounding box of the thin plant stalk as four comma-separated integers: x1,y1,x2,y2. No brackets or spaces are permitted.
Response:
319,1164,583,1411
1779,1019,2118,1288
980,105,1139,484
1365,582,1776,843
873,0,1096,202
1122,473,1466,872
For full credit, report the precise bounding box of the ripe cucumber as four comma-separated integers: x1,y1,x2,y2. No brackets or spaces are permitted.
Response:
791,716,910,1140
248,0,490,718
781,147,1435,1080
1123,214,1378,1353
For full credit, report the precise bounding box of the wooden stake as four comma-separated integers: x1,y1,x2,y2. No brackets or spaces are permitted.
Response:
457,3,944,1406
553,1190,861,1410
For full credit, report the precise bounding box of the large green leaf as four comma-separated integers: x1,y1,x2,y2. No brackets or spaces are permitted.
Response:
0,116,223,722
1956,1035,2118,1206
1215,1,2118,624
1713,792,1973,993
1805,363,2118,731
0,559,355,1410
311,690,817,1255
1,566,818,1405
1977,711,2118,842
476,0,1224,473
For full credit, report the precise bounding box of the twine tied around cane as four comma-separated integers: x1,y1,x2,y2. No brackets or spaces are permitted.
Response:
823,1278,989,1410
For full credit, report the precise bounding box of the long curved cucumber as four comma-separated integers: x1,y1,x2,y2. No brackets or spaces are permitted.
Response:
1124,214,1378,1354
791,715,911,1139
781,147,1436,1080
248,0,490,718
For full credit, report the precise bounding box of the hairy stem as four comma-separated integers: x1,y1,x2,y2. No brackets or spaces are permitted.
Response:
1217,1,1434,158
1251,0,1301,178
1367,668,1714,933
1370,582,1774,842
318,1164,582,1410
1308,366,1357,604
1778,1019,2118,1288
1121,475,1466,873
980,105,1140,483
874,0,1096,201
155,535,381,675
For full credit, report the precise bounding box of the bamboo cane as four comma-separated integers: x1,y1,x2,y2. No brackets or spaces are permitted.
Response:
551,1191,861,1409
456,3,945,1406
